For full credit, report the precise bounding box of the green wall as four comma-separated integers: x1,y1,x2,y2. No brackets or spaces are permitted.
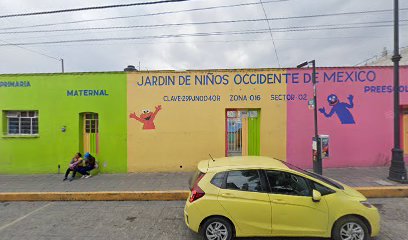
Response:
0,73,127,174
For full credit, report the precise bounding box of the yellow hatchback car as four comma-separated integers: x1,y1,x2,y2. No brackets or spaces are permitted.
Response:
184,156,380,240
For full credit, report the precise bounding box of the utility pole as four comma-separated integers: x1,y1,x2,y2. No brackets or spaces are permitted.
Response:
298,60,322,175
388,0,408,183
311,60,322,175
61,59,64,73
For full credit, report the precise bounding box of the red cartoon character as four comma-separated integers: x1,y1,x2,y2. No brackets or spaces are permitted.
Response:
129,105,162,130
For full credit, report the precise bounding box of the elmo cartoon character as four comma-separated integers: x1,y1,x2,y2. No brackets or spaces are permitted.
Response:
129,105,162,130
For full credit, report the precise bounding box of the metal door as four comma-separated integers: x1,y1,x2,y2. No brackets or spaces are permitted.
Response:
227,110,243,156
226,109,260,156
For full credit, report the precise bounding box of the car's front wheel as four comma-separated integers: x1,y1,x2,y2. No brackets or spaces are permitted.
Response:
332,216,370,240
201,217,233,240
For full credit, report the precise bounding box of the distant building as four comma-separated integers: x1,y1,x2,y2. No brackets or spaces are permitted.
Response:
364,47,408,66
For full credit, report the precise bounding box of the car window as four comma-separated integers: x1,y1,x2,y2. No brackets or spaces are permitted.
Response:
211,172,226,188
282,162,344,190
226,170,262,192
312,181,335,196
189,170,204,190
266,170,311,196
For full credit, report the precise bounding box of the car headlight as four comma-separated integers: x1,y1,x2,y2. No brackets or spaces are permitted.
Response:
360,201,373,208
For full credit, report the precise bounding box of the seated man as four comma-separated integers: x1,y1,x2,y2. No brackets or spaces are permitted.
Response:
76,152,96,179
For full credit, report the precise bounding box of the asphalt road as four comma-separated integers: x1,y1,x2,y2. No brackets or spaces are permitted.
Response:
0,198,407,240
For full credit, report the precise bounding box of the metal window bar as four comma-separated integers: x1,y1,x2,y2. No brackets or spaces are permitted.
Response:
6,111,38,135
18,117,21,134
227,114,243,156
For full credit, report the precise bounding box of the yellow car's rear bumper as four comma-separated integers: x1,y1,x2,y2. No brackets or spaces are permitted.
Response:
184,201,202,233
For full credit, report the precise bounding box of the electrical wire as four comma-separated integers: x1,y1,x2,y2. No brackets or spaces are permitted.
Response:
3,14,408,43
3,25,401,43
0,0,288,30
0,9,406,36
0,38,60,60
259,0,281,67
0,0,197,19
1,19,407,35
34,36,396,48
1,23,406,47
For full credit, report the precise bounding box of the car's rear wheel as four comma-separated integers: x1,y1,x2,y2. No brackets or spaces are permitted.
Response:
201,217,233,240
332,216,370,240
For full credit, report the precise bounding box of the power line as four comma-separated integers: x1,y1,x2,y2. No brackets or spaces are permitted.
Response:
2,19,407,35
32,36,396,48
0,7,405,37
0,38,60,60
0,0,288,30
0,0,197,19
259,0,281,67
1,9,406,36
4,23,400,42
2,21,407,41
1,24,406,46
0,29,271,46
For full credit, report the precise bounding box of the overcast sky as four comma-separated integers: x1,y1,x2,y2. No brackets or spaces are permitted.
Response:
0,0,406,73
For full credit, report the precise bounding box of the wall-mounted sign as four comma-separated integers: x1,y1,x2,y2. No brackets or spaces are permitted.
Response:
0,81,31,87
308,99,315,110
67,89,109,96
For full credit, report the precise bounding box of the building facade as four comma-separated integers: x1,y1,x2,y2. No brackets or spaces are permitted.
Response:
0,73,127,174
1,66,407,174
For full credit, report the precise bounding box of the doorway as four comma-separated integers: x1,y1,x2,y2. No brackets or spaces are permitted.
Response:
403,111,408,154
226,109,260,157
81,112,99,155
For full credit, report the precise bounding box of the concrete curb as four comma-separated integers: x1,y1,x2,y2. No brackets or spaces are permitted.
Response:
355,186,408,198
0,191,189,201
0,187,407,201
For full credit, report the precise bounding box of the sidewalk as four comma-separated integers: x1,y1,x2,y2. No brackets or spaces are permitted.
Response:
0,167,406,193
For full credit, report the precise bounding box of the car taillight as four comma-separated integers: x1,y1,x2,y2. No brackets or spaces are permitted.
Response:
189,173,205,203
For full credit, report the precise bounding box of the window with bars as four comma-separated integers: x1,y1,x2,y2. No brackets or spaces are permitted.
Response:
5,111,39,135
85,113,98,133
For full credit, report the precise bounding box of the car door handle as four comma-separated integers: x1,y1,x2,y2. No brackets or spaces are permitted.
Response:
221,193,234,197
272,199,285,204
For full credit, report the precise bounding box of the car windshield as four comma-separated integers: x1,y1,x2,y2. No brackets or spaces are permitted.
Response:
283,162,344,190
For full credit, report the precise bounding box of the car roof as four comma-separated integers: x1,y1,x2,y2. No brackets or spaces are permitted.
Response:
198,156,289,172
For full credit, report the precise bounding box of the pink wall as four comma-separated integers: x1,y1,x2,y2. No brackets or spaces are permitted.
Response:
287,66,408,168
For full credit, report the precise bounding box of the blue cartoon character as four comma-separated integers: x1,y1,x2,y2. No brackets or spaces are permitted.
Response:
319,94,355,124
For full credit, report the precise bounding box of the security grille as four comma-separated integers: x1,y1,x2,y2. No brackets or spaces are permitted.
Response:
6,111,38,135
227,110,243,156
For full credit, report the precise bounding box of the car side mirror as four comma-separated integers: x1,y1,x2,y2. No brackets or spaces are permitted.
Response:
312,189,322,202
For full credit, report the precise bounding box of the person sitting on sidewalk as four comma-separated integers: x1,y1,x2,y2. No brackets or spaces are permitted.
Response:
63,152,82,181
74,152,96,179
